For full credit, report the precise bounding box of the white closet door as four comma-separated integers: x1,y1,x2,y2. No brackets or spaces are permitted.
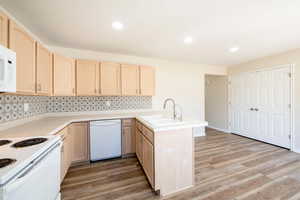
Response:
257,67,291,148
230,66,291,149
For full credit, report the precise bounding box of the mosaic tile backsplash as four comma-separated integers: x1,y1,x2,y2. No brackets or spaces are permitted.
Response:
0,95,152,124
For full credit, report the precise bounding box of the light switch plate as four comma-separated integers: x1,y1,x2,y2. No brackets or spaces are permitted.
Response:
24,103,29,112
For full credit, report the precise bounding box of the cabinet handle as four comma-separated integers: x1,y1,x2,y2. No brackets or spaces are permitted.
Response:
38,84,42,91
72,88,75,94
254,108,259,111
94,89,97,94
250,108,254,111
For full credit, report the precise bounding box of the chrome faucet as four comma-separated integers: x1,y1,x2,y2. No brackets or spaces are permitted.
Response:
163,98,182,121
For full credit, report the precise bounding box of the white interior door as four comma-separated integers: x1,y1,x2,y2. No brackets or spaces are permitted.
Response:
230,66,291,149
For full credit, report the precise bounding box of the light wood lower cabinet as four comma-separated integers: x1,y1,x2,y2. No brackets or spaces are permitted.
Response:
135,120,194,196
136,129,143,164
58,126,72,182
58,122,89,183
122,119,136,155
142,136,154,187
69,122,89,163
135,122,154,186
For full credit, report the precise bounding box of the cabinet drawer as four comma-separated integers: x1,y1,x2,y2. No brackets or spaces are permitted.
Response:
142,126,154,144
122,119,134,127
136,121,143,131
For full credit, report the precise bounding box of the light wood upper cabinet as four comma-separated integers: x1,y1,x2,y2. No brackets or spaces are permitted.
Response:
69,122,89,163
140,66,155,96
0,11,8,47
53,54,75,96
121,64,139,96
9,20,36,94
76,59,99,96
36,43,52,96
100,62,121,95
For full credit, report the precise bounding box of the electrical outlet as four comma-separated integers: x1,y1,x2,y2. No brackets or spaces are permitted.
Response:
105,101,111,107
24,103,29,112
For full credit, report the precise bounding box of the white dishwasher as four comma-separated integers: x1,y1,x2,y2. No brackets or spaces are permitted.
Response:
90,120,121,161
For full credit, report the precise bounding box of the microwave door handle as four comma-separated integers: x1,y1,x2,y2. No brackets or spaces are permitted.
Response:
0,55,7,82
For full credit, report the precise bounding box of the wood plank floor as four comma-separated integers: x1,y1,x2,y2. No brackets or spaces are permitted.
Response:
61,128,300,200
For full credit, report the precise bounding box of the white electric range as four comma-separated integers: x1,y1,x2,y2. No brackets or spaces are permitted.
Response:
0,135,61,200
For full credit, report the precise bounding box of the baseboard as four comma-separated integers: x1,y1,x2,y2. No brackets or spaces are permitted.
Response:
207,125,231,133
292,148,300,154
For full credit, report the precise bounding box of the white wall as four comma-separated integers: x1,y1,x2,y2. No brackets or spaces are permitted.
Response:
50,46,227,121
205,75,228,131
228,49,300,152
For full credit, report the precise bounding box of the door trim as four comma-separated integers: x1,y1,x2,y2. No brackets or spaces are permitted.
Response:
228,64,295,151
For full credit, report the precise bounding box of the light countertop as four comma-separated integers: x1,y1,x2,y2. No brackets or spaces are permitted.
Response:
0,110,207,138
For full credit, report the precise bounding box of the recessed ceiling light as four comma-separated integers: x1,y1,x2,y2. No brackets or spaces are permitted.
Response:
184,36,193,44
229,46,239,53
112,21,124,30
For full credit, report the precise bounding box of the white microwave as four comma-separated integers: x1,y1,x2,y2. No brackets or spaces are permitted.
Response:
0,44,16,92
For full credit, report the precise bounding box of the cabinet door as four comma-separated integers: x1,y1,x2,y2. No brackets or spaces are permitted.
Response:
100,62,121,95
9,20,36,94
142,136,154,187
69,122,89,163
140,66,155,96
0,11,8,47
53,54,75,96
121,64,139,95
76,59,99,96
122,126,136,155
59,127,70,182
136,129,143,164
36,43,52,96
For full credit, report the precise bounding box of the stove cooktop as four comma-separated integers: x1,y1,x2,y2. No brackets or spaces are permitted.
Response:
12,138,48,148
0,140,12,147
0,158,16,169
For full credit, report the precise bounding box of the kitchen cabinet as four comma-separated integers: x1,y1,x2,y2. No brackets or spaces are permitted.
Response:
142,136,154,187
122,119,135,155
69,122,89,164
9,20,36,94
58,127,72,182
36,43,52,96
100,62,121,95
0,11,8,47
53,54,75,96
136,129,143,164
76,59,99,96
139,66,155,96
135,122,154,187
121,64,139,95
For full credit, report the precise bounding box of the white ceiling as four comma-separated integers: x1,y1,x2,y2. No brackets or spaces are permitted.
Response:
1,0,300,66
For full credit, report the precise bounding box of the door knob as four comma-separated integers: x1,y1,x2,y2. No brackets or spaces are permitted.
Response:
254,108,259,111
250,108,254,111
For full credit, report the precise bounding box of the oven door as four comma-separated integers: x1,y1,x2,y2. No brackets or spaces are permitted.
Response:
2,142,61,200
